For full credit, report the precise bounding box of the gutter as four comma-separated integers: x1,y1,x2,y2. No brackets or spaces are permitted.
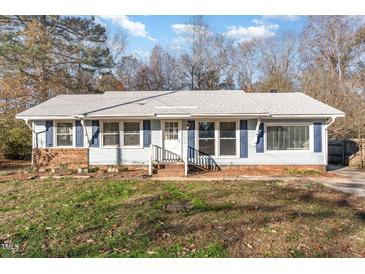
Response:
269,114,345,118
325,116,336,130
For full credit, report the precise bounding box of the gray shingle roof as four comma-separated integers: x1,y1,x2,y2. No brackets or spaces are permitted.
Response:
248,93,344,116
16,90,345,119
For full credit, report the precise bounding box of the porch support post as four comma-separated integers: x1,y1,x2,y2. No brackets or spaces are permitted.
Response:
148,143,153,176
24,119,35,166
324,116,336,166
184,154,188,176
79,117,91,168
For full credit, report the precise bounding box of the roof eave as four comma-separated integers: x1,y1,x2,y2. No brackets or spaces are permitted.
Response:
269,113,345,118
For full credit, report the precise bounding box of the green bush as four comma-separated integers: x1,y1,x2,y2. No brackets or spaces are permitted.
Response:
3,126,32,160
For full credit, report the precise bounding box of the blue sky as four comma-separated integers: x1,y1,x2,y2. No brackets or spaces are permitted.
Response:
97,15,305,59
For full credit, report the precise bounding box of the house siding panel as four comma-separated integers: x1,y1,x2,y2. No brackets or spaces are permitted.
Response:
151,120,162,147
89,119,162,165
33,121,46,148
89,148,150,165
213,119,326,166
31,118,326,167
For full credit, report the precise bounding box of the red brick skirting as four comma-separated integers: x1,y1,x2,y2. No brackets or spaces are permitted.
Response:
32,148,89,169
193,165,326,176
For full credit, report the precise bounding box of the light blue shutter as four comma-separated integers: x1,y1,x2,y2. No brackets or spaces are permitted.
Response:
240,120,248,158
45,120,53,147
143,120,151,147
187,120,195,158
75,120,84,147
91,120,100,147
314,122,322,153
256,123,264,153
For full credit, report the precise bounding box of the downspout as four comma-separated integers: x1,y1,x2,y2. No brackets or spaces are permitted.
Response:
253,118,261,146
324,116,336,166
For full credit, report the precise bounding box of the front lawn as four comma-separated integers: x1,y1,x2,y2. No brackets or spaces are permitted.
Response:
0,177,364,257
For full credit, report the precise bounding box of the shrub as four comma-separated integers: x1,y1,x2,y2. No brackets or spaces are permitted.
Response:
3,126,32,160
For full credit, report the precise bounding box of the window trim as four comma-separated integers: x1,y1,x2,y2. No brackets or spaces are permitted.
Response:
195,120,240,158
264,122,313,153
218,121,239,157
163,121,179,141
54,120,75,148
121,120,143,149
101,120,121,148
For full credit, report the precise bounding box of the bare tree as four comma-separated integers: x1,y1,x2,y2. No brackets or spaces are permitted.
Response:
148,45,182,90
256,33,298,92
299,16,365,139
230,39,259,91
178,16,231,90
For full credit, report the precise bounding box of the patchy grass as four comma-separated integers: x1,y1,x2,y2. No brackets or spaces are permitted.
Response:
287,169,323,176
0,178,365,257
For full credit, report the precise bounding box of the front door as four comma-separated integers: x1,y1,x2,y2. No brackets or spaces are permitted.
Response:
163,120,181,157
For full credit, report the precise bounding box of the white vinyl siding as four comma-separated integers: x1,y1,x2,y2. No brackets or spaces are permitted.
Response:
32,121,46,148
32,118,326,166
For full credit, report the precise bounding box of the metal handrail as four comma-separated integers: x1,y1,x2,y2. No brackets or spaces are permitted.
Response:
187,146,221,171
151,145,181,163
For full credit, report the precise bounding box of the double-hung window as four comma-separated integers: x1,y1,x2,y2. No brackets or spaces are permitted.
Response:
198,122,215,155
103,122,120,146
56,122,73,146
267,125,309,151
219,122,236,156
123,122,140,146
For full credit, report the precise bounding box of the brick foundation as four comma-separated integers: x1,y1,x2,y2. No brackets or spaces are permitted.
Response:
90,165,149,171
191,165,326,176
32,148,89,169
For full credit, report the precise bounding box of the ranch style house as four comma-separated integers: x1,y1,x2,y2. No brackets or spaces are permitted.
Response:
16,90,345,176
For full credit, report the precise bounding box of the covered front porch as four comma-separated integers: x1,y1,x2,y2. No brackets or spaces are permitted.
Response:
147,119,223,176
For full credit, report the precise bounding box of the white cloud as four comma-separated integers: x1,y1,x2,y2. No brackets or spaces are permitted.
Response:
171,23,212,49
171,23,195,35
224,22,279,42
100,15,155,41
263,15,301,22
171,24,194,49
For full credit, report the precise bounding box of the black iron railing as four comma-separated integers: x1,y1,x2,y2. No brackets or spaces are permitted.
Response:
187,146,220,171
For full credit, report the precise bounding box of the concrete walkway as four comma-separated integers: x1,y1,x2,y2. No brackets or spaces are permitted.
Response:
320,167,365,197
